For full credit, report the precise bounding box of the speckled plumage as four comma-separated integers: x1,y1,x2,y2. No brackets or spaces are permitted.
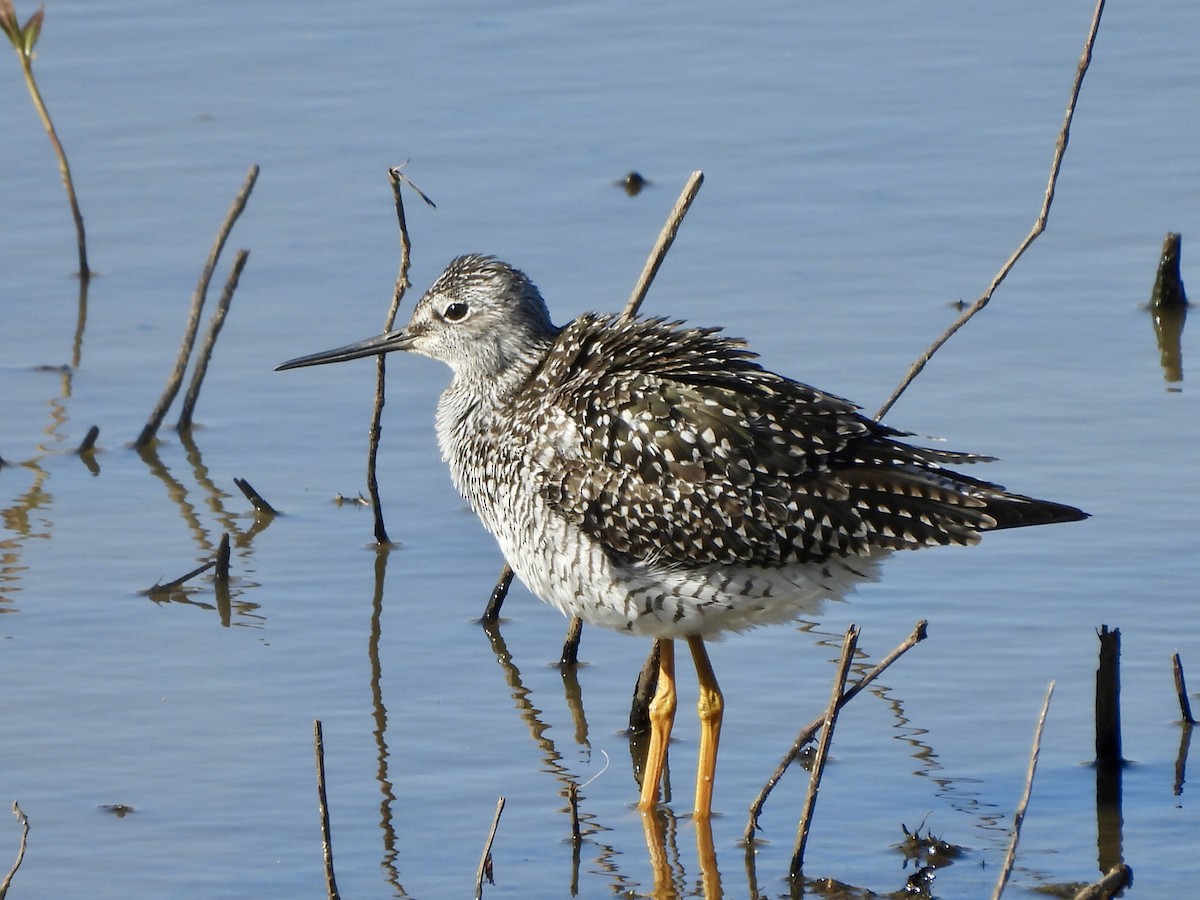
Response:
283,254,1086,639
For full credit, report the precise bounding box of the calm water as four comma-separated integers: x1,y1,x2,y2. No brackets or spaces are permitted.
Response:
2,1,1198,897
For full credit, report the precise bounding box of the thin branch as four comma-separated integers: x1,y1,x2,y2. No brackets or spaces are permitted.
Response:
874,0,1106,421
365,164,431,545
313,720,341,900
177,248,250,432
0,801,30,900
991,682,1055,900
621,170,705,322
745,620,928,842
136,164,259,447
475,796,506,900
789,625,860,879
144,560,215,595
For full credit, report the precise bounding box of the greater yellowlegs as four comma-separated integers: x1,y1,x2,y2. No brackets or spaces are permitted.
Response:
278,254,1086,818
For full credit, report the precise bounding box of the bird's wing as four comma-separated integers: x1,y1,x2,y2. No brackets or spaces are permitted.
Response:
529,315,995,568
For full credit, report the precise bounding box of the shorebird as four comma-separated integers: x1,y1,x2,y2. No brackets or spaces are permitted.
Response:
278,254,1086,819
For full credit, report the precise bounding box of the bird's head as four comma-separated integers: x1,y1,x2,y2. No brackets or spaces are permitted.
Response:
276,254,558,382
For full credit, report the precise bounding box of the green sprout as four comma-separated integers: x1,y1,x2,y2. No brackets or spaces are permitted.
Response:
1,1,90,279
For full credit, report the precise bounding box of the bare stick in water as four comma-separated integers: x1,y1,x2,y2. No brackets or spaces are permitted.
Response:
177,248,250,432
875,0,1106,420
0,801,30,900
313,720,341,900
991,682,1054,899
365,165,433,544
1174,652,1196,725
475,796,506,900
789,624,860,879
745,620,927,842
622,170,705,322
136,165,259,447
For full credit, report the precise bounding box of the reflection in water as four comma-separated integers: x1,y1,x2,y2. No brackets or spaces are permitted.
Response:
1176,722,1194,800
1095,761,1124,876
1152,300,1188,386
0,275,91,608
367,546,412,898
135,438,269,626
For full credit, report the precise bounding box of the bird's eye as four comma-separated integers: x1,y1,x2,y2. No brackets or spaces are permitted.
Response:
443,302,470,322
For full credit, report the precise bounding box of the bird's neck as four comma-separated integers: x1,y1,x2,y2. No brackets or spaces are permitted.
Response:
433,331,556,505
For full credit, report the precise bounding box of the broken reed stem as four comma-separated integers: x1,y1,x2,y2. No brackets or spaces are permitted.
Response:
76,425,99,454
177,248,250,432
990,681,1055,900
789,624,860,880
745,620,927,842
313,720,341,900
482,170,706,623
1095,625,1122,765
621,170,705,322
233,477,278,516
481,565,515,624
873,0,1105,421
1173,652,1196,724
147,560,215,594
558,616,584,668
0,801,30,900
135,164,259,448
475,796,506,900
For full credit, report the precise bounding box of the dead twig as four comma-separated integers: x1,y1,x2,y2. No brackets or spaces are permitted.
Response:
177,248,250,431
621,169,705,321
0,802,29,900
475,796,505,900
144,560,215,595
233,477,278,516
136,164,259,447
365,164,433,545
991,681,1055,900
745,620,928,841
76,425,99,454
1071,863,1133,900
480,564,515,624
1173,652,1196,725
874,0,1106,420
313,720,341,900
789,624,860,879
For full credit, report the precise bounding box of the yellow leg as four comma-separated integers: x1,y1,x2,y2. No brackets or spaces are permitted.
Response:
687,635,724,820
639,639,676,811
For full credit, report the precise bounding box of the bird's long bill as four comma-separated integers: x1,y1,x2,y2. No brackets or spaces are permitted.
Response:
275,330,411,371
